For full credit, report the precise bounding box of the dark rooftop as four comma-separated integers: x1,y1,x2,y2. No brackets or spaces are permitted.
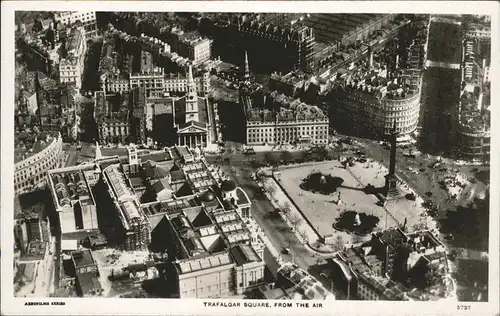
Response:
235,187,250,205
230,244,261,266
22,241,47,261
77,273,103,296
221,180,236,192
71,249,96,269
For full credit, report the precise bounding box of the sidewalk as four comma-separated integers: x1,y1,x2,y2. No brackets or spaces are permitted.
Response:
260,175,340,258
261,176,318,245
250,144,311,153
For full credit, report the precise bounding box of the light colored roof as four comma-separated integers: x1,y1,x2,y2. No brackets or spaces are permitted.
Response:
214,212,238,224
121,200,141,221
177,252,233,274
105,166,132,199
61,239,78,251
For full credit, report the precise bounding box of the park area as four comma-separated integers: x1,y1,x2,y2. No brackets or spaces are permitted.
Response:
274,159,438,247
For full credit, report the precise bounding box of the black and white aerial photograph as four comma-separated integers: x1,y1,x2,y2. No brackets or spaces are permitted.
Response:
2,3,497,315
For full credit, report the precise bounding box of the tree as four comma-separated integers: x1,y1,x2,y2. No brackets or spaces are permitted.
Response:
264,151,276,164
297,229,308,244
289,212,303,232
280,150,293,163
264,184,276,196
425,265,445,287
281,201,292,218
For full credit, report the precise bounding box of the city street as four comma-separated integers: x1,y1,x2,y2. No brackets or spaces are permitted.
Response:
216,162,346,298
351,137,489,217
220,164,314,267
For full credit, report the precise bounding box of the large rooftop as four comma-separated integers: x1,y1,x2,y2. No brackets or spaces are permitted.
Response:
49,168,95,209
332,62,421,100
94,91,132,123
278,262,334,300
66,27,84,56
176,251,233,274
15,131,59,164
358,272,408,300
458,37,491,134
71,249,96,269
22,241,47,261
302,14,390,43
247,92,328,123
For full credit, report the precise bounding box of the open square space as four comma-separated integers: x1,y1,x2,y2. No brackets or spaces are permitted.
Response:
277,160,436,245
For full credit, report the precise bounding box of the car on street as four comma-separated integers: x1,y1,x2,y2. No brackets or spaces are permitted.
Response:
282,247,291,254
243,148,256,155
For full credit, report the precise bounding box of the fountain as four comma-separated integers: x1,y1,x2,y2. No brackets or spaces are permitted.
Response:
333,211,380,236
353,213,361,227
300,172,344,195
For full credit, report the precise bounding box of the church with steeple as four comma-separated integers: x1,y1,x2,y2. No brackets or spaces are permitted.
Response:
173,64,212,148
239,51,258,115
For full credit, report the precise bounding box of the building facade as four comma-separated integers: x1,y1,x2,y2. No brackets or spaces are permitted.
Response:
174,32,213,66
102,160,152,251
175,253,235,298
456,36,491,161
276,262,335,300
245,93,329,146
246,113,330,146
329,67,421,139
332,228,447,300
201,14,315,72
356,273,408,301
163,71,211,96
94,89,148,145
14,132,64,195
456,95,491,161
129,68,166,97
59,27,87,89
55,11,97,37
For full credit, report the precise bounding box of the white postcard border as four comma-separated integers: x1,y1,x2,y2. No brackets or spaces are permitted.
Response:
1,1,499,316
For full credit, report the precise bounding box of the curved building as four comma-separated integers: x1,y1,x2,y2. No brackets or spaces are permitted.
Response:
330,67,421,139
14,132,64,195
456,91,491,161
454,35,491,162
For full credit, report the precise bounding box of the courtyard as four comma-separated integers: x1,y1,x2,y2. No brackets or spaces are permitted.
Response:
275,159,438,246
91,248,151,297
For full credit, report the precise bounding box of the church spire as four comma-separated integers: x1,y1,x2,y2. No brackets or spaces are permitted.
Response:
244,51,250,80
186,64,197,98
185,63,199,122
187,64,194,85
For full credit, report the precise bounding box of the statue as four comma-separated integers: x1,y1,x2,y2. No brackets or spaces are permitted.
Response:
320,175,327,185
354,213,361,227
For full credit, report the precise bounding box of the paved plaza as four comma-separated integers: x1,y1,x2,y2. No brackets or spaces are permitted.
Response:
277,159,437,246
